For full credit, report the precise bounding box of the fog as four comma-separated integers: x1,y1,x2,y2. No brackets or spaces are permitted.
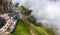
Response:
12,0,60,35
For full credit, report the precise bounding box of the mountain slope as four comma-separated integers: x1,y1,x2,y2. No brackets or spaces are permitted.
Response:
12,6,56,35
13,19,56,35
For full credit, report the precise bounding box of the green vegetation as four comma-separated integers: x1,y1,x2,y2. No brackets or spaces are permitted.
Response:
13,19,56,35
12,6,56,35
18,6,32,15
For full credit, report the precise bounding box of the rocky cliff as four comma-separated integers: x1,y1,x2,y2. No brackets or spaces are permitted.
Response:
0,0,14,13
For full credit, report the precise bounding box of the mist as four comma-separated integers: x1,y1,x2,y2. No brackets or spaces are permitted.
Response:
12,0,60,35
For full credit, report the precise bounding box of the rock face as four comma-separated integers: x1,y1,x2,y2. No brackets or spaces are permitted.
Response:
0,0,14,13
0,0,20,35
0,17,6,28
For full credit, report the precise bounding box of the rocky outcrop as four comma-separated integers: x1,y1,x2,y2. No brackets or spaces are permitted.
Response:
0,0,14,13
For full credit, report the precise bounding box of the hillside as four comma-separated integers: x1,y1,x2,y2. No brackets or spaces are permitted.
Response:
13,19,56,35
12,6,56,35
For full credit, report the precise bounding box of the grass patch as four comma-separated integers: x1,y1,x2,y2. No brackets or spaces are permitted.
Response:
12,19,56,35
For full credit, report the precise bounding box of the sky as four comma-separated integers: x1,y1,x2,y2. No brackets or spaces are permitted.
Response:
12,0,60,35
